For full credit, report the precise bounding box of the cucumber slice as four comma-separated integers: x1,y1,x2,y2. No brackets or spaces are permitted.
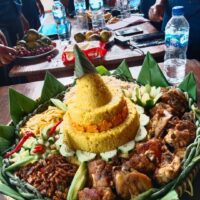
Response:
41,124,53,140
37,138,44,144
100,149,117,162
48,137,55,144
76,150,96,162
44,141,50,147
184,92,189,100
141,93,150,105
135,105,144,114
153,93,162,104
10,150,30,163
118,140,135,153
51,98,68,111
145,84,151,93
55,134,63,148
23,137,37,150
135,126,147,142
60,144,75,157
140,114,150,126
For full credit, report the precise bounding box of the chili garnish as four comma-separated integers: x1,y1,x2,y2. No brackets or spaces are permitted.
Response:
33,144,46,154
4,131,34,158
49,120,63,136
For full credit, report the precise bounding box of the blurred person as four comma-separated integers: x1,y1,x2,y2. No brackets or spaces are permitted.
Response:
0,0,29,47
22,0,45,30
0,31,16,67
149,0,200,60
0,31,26,86
139,0,162,30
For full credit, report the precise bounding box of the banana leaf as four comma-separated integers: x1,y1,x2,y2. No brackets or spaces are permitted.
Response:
0,125,15,141
9,88,37,125
74,44,97,78
137,52,169,87
178,72,197,101
112,60,134,82
39,72,66,104
0,137,12,155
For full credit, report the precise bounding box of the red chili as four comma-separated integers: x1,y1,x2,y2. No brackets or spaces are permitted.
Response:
4,131,34,158
49,120,63,136
33,144,46,154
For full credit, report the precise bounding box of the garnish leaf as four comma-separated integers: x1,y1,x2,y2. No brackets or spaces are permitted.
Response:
112,60,134,82
178,72,197,101
96,65,111,76
0,125,15,140
0,137,12,156
9,88,37,125
160,190,179,200
39,72,66,104
74,44,97,78
137,52,169,87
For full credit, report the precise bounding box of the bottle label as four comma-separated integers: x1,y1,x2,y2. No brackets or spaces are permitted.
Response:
165,33,189,49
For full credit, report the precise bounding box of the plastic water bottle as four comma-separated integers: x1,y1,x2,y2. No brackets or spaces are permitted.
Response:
74,0,86,13
52,0,71,41
89,0,105,29
74,0,88,31
116,0,131,19
164,6,189,85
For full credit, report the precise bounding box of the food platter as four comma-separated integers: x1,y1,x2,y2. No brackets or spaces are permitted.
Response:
0,46,200,200
16,48,57,61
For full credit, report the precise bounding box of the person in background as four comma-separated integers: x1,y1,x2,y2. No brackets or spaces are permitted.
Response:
0,31,26,87
0,31,16,67
0,0,29,47
22,0,45,30
149,0,200,60
139,0,162,30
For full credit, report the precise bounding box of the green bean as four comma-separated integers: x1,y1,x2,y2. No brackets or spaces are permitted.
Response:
183,147,196,169
0,183,24,200
195,138,200,157
173,155,200,189
132,188,158,200
149,180,176,200
196,127,200,136
16,187,36,199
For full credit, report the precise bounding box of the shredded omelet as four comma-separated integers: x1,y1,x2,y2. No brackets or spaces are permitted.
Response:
20,106,65,137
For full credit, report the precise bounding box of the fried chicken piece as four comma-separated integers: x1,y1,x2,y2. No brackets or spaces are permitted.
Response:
123,139,163,174
124,153,156,174
150,102,174,117
164,119,196,150
154,151,181,185
160,88,188,116
148,103,173,138
78,187,115,200
175,148,186,160
88,160,113,188
113,170,152,199
182,112,195,122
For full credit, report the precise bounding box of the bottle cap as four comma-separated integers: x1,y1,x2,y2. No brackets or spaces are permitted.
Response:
172,6,184,16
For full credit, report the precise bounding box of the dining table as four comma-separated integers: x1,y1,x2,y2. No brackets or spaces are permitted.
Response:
9,13,165,82
1,60,200,200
